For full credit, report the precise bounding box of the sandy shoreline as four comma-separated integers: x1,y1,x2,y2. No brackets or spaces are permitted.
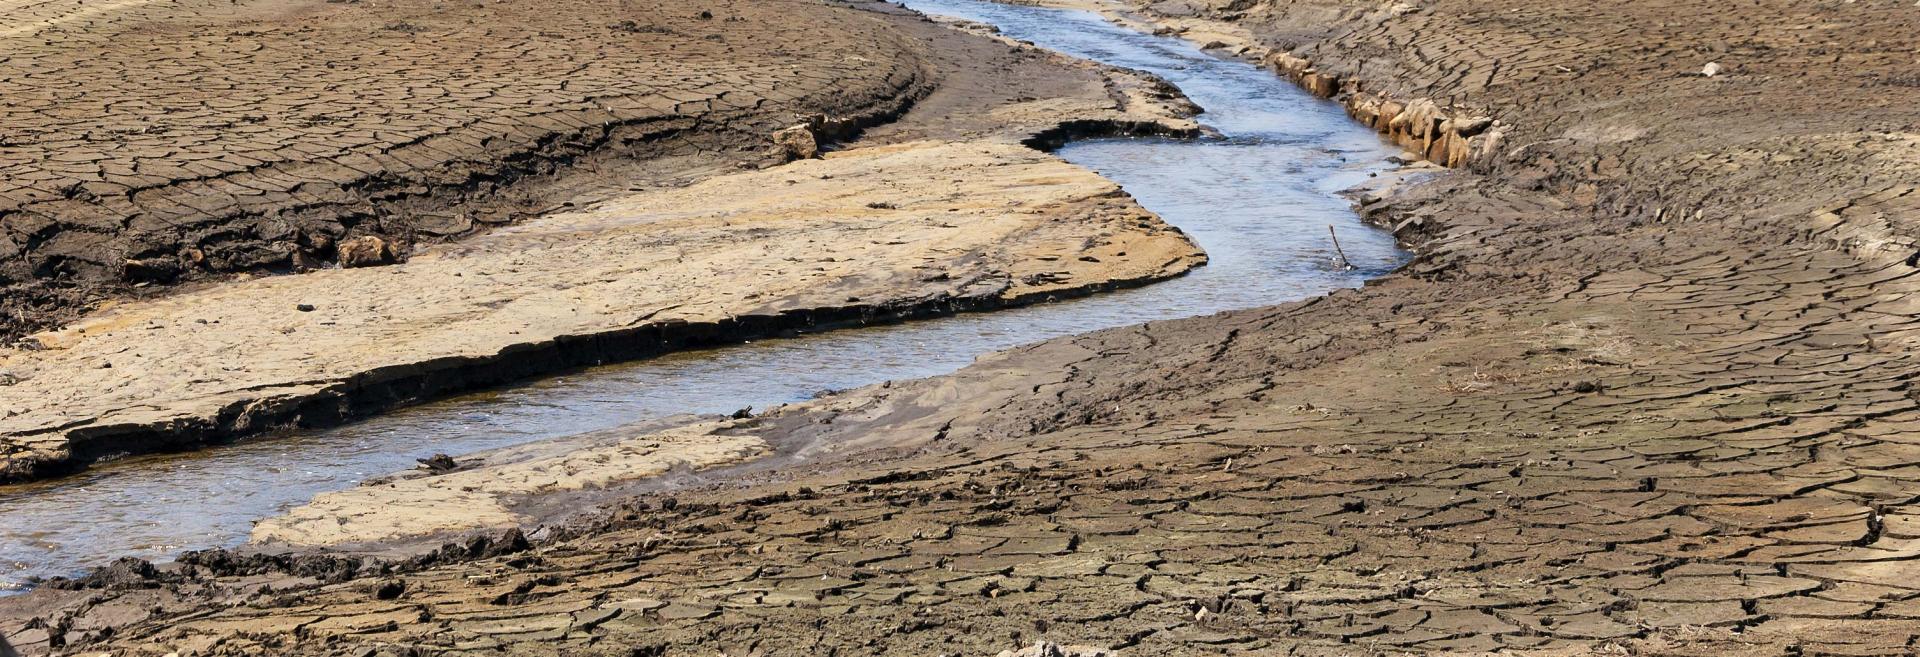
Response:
8,0,1920,654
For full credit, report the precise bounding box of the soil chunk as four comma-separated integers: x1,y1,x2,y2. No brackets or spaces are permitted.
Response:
336,236,396,269
771,124,820,161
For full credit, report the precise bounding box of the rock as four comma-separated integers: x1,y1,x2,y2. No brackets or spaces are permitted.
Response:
995,642,1111,657
1701,62,1722,77
296,303,316,312
1473,125,1507,165
1448,116,1494,137
1301,71,1340,97
772,124,818,161
337,235,396,268
1265,52,1310,78
1443,130,1473,167
1347,93,1381,125
1374,100,1406,132
417,453,460,473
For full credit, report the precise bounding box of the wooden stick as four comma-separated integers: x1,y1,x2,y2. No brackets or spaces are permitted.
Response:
1329,225,1354,270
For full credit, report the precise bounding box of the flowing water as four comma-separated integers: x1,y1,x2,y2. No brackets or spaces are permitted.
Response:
0,0,1406,592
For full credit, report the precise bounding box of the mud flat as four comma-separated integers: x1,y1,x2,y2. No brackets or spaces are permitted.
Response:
0,139,1203,482
10,0,1920,655
0,0,1210,483
0,0,958,340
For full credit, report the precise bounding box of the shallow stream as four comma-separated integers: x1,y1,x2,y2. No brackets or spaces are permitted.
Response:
0,0,1405,591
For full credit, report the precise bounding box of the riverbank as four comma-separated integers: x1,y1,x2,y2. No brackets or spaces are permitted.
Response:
8,0,1920,655
0,139,1203,484
0,0,935,341
0,0,1209,483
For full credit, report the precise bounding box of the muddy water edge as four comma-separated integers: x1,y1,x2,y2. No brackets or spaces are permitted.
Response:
0,0,1407,592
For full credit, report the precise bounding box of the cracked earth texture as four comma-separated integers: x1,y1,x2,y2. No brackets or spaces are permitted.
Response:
5,0,1920,655
0,138,1203,484
0,0,931,339
0,0,1208,482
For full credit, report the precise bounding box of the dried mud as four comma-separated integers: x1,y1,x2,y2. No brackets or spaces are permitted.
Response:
8,0,1920,655
0,0,932,340
0,139,1204,483
0,0,1206,482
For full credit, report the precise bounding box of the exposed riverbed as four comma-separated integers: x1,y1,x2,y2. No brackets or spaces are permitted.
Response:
0,0,1403,591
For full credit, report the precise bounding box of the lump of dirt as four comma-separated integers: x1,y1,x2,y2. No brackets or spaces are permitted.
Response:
45,557,165,590
417,453,462,474
338,236,397,268
771,124,818,161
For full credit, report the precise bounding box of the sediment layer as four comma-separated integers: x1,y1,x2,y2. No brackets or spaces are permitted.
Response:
0,0,1209,483
8,0,1920,655
0,0,934,339
0,140,1203,483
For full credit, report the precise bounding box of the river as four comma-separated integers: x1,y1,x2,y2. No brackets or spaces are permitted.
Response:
0,0,1405,591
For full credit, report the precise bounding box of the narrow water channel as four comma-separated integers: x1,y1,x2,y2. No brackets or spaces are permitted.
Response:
0,0,1406,591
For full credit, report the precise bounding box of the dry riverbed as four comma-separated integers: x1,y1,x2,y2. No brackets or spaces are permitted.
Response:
9,0,1920,654
0,0,1208,484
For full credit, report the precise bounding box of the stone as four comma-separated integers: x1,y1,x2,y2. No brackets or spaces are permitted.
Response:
772,124,818,161
417,454,460,473
337,236,395,268
1448,116,1493,137
1302,71,1340,97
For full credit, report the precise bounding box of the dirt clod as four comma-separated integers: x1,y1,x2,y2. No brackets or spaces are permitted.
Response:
337,236,397,269
772,124,820,161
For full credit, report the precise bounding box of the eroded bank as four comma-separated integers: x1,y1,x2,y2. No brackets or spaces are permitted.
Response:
0,0,1409,597
18,0,1919,653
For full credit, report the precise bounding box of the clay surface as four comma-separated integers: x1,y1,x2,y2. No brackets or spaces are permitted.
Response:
0,0,1209,482
0,0,935,339
253,419,768,546
7,0,1920,654
0,140,1203,482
